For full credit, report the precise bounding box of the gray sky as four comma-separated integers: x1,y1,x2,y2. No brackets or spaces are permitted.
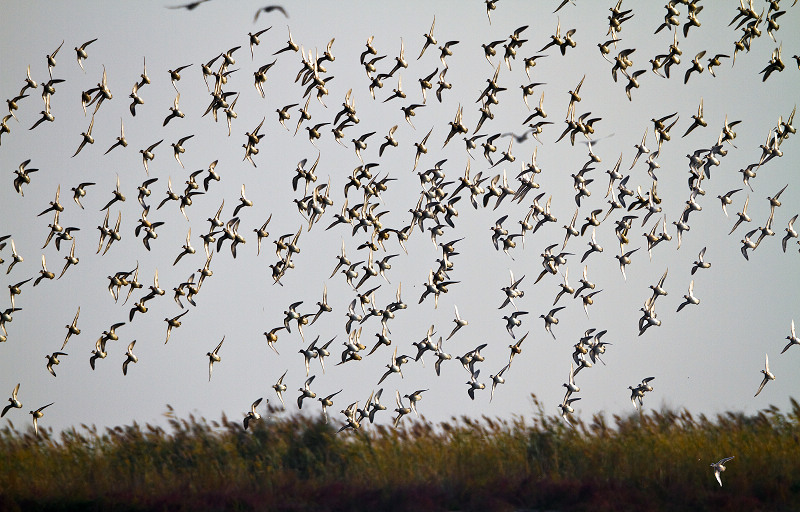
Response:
1,1,798,436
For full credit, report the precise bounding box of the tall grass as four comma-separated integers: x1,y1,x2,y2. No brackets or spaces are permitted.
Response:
1,396,799,511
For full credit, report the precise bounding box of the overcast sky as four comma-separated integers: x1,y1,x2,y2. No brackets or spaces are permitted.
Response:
1,1,798,436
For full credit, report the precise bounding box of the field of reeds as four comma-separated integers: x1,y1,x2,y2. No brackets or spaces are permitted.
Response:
2,395,799,512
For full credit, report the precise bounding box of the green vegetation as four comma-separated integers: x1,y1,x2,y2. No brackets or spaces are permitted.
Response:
2,396,799,511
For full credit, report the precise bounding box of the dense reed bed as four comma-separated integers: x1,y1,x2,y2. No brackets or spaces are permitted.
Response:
2,396,799,511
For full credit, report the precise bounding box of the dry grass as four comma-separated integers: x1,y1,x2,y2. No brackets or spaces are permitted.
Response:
1,396,799,511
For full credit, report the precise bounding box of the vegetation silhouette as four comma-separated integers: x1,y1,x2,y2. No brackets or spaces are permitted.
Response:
2,395,800,511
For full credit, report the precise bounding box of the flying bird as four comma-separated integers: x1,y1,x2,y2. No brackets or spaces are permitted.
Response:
254,5,288,22
1,383,22,418
207,336,225,381
30,402,54,437
168,0,211,10
754,353,775,397
710,456,734,487
243,398,263,430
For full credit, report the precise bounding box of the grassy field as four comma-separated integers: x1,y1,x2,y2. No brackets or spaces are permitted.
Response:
1,395,799,511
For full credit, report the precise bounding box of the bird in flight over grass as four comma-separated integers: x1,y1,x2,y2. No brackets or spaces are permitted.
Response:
710,456,734,487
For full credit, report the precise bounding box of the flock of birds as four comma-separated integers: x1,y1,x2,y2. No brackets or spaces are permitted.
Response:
1,0,798,487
